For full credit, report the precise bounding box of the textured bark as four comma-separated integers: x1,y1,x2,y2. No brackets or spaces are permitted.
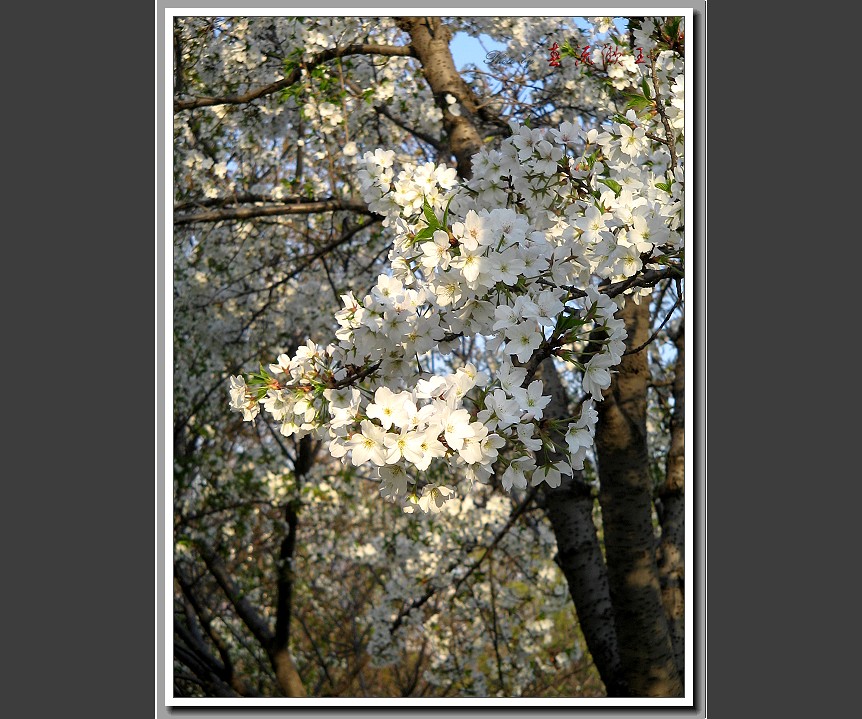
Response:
656,321,685,678
270,435,317,697
537,358,628,696
274,500,299,657
395,17,483,179
272,650,307,697
596,300,683,697
198,542,307,696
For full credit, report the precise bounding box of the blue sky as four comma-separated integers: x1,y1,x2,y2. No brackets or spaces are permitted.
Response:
449,32,508,71
448,18,631,71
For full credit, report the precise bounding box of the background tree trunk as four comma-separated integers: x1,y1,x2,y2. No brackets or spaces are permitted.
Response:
537,358,628,696
656,321,685,678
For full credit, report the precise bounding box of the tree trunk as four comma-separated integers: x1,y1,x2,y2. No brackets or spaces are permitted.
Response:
595,299,682,697
387,21,680,697
656,321,685,678
395,17,483,178
537,358,628,696
272,650,307,697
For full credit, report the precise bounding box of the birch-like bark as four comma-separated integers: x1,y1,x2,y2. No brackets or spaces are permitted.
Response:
595,299,683,697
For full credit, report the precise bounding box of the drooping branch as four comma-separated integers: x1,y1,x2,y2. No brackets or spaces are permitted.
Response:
373,101,448,153
342,76,447,153
391,486,539,633
175,43,416,112
624,289,683,356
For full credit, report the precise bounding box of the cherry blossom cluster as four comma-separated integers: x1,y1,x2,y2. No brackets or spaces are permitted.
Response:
230,93,683,513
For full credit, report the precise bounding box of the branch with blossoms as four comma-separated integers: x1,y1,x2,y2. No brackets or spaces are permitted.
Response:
174,43,416,112
229,102,683,515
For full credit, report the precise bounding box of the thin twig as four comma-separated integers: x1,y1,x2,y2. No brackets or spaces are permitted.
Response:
650,56,678,171
623,293,683,356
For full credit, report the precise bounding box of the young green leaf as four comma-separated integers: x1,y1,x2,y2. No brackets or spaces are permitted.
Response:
422,197,440,230
411,226,436,244
624,93,652,112
442,194,455,228
641,76,652,99
599,178,622,196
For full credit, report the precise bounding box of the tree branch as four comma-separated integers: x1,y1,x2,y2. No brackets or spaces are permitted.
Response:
395,17,483,179
535,358,626,696
391,487,538,633
174,198,379,225
649,56,679,171
175,43,416,112
196,543,274,648
623,292,683,356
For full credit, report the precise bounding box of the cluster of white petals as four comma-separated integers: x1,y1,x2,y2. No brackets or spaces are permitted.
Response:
230,44,683,513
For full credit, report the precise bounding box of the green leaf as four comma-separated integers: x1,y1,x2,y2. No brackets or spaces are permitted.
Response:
598,178,622,196
556,312,586,333
412,226,436,243
442,194,455,228
422,197,440,230
624,92,652,112
641,76,652,99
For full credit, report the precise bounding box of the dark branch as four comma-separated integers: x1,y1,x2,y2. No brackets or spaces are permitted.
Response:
650,56,679,171
174,198,379,225
175,192,293,212
623,292,683,356
197,543,274,649
175,44,416,112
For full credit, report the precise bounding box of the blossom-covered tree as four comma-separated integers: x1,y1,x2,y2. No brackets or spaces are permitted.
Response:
173,14,687,699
